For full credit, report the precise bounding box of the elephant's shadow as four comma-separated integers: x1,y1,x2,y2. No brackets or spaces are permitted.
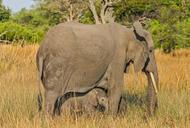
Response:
119,91,146,113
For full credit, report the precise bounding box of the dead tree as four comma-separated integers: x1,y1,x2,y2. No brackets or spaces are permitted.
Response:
88,0,118,24
43,0,88,22
57,0,88,21
100,0,115,24
88,0,101,24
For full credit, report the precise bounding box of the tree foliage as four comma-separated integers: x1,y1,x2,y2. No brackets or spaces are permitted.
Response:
0,0,189,52
13,8,49,28
0,0,11,22
0,21,44,43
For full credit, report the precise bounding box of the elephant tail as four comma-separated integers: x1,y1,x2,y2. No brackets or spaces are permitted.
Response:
37,57,43,112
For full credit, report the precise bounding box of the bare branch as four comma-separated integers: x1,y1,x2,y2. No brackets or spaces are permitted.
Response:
104,7,115,23
88,0,101,24
0,31,9,37
46,0,88,22
68,4,73,21
88,0,118,24
100,0,115,23
0,40,12,44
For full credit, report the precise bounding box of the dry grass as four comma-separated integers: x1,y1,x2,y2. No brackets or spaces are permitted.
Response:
0,45,190,128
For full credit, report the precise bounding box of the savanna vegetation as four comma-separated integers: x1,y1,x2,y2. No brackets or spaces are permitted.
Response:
0,45,190,128
0,0,190,128
0,0,190,52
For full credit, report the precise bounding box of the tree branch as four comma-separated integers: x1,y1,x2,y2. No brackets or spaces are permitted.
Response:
0,40,12,44
100,0,114,23
0,31,9,37
88,0,101,24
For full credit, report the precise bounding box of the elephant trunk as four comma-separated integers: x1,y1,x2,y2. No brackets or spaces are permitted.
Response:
144,51,159,116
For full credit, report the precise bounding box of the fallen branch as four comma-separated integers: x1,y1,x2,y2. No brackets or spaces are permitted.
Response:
0,40,12,44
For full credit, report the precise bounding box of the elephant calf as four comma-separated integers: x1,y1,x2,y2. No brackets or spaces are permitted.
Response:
60,88,108,115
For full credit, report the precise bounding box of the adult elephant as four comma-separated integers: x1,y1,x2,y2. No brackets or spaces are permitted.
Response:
36,21,158,116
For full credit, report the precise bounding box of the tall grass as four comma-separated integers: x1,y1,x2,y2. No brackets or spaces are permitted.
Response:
0,45,190,128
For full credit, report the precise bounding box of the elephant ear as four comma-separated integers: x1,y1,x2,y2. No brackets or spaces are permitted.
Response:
133,21,154,49
133,21,144,38
132,42,149,72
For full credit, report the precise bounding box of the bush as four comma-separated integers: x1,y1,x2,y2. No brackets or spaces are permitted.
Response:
0,21,45,43
0,2,11,22
150,19,190,53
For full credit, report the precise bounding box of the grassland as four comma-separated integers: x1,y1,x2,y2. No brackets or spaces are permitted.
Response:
0,45,190,128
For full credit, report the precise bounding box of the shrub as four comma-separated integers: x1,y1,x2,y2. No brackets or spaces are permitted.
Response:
150,19,190,53
0,21,45,43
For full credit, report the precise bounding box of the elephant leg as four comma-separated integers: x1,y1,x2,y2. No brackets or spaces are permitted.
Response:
107,71,123,115
45,90,60,115
103,57,125,115
108,87,122,115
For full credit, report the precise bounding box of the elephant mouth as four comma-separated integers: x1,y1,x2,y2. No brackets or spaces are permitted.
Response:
124,58,158,94
142,58,158,94
124,61,131,73
143,70,158,95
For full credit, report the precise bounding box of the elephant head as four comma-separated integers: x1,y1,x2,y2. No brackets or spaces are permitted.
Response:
125,20,159,115
125,40,149,73
97,95,108,113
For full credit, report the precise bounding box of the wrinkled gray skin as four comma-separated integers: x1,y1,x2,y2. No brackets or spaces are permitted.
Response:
36,21,158,116
61,88,108,115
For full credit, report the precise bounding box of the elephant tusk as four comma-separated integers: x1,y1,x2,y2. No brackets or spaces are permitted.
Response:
150,72,158,94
